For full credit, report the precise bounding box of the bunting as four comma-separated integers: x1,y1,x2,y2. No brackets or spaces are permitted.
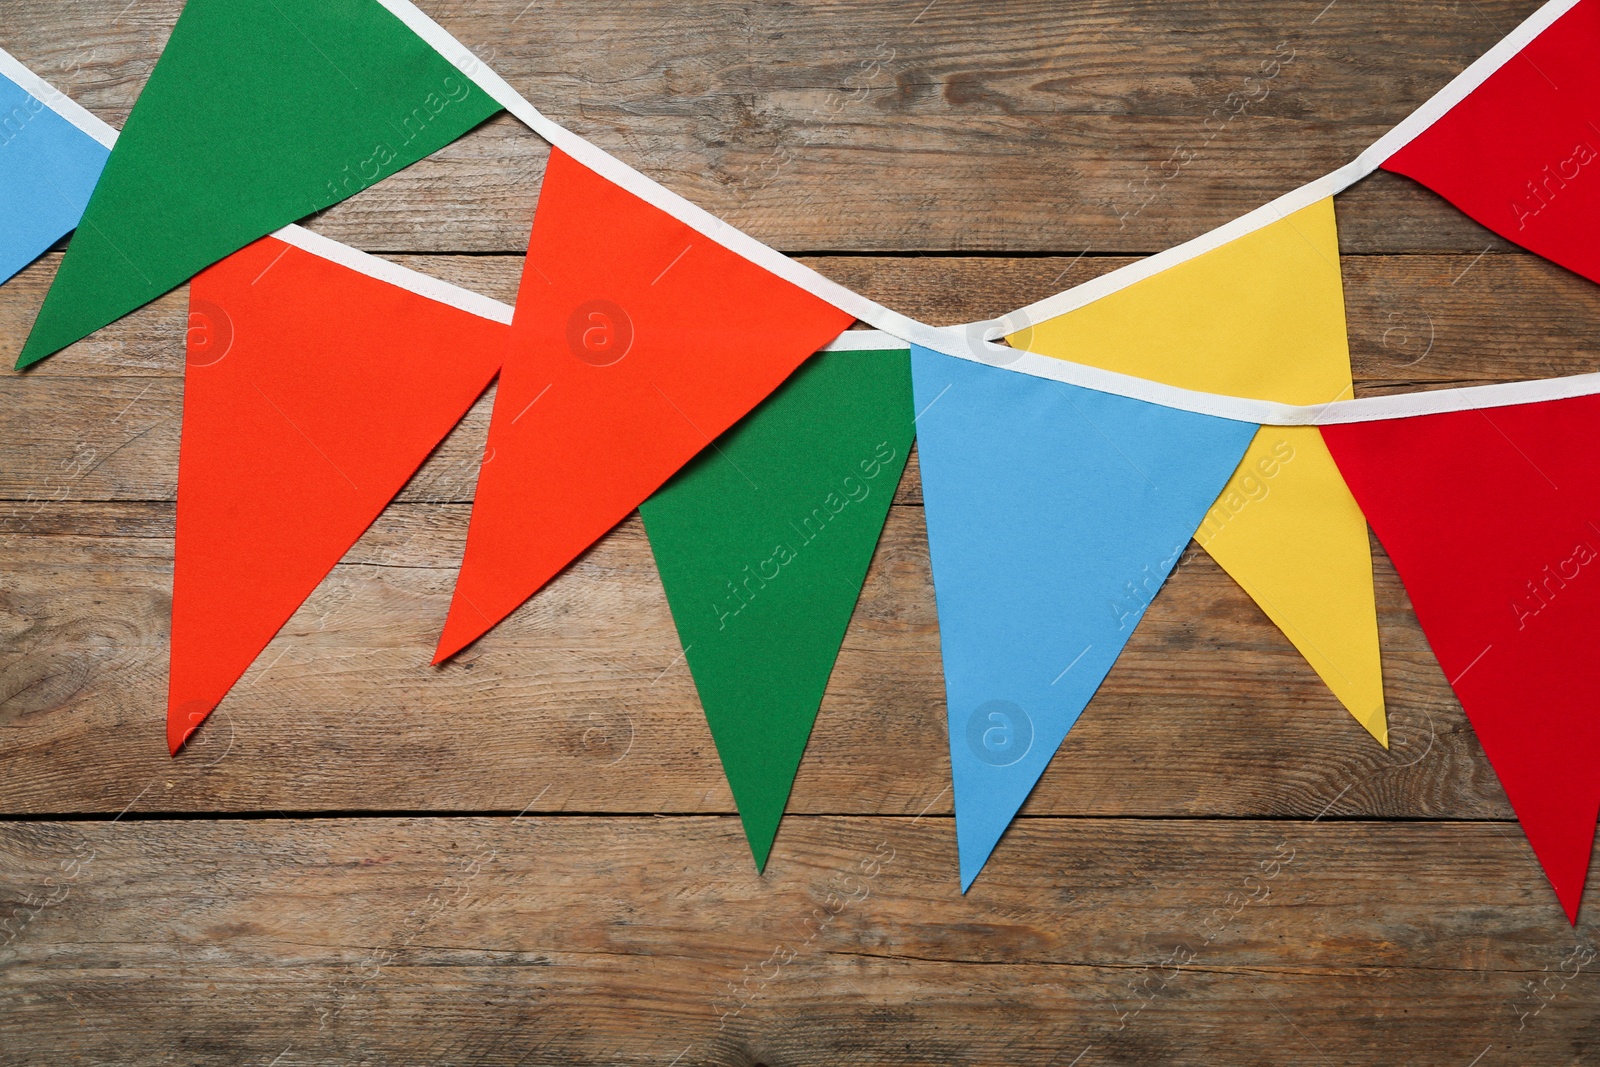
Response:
433,148,853,662
1381,0,1600,286
1009,199,1387,744
912,344,1257,890
640,347,915,868
17,0,500,368
6,0,1600,916
1322,399,1600,922
0,51,111,287
168,232,507,753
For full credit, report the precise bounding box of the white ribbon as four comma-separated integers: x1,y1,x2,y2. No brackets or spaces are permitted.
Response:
9,0,1590,425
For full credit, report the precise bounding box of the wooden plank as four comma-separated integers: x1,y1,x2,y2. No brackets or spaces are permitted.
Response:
0,498,1505,818
5,249,1599,502
0,0,1553,254
1,816,1594,1065
2,0,1593,1058
0,250,1564,819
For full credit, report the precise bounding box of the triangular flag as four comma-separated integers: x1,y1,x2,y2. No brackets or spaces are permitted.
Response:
17,0,501,368
912,345,1257,889
1381,0,1600,286
0,59,110,286
433,148,853,661
639,347,915,869
1010,198,1387,744
169,235,506,753
1322,399,1600,921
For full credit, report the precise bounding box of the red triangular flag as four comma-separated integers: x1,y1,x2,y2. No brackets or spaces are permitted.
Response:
433,148,853,660
1381,0,1600,285
170,236,507,753
1322,398,1600,921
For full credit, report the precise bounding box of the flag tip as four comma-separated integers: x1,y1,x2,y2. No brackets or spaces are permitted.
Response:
166,717,197,757
1345,699,1387,748
15,321,67,369
431,634,472,666
430,622,474,665
1558,883,1583,925
737,809,779,873
432,601,498,665
1367,717,1389,750
168,695,220,756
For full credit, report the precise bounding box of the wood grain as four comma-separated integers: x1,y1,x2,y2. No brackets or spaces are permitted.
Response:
1,816,1594,1066
0,0,1555,254
0,496,1506,818
4,249,1598,504
3,0,1599,1059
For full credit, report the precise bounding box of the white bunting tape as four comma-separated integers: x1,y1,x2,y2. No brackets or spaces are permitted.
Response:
269,224,515,324
972,0,1583,335
370,0,1600,424
0,47,513,326
0,45,118,148
915,329,1600,425
10,4,1596,426
819,329,910,351
812,329,1600,424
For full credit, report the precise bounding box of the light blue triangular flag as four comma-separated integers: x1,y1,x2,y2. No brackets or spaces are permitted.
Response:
911,345,1257,890
0,50,112,287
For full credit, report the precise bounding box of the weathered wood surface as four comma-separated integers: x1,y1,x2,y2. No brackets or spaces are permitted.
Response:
1,817,1596,1066
4,249,1599,503
0,0,1557,254
0,498,1504,818
5,0,1600,1060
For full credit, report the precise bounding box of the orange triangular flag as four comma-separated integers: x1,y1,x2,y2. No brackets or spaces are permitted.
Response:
433,149,853,660
169,235,507,753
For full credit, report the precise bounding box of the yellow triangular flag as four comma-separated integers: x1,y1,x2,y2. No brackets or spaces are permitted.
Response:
1010,198,1387,745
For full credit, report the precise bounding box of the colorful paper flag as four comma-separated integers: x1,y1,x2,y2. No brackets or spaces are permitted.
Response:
1381,0,1600,286
639,347,915,869
168,234,507,754
433,148,854,662
1322,398,1600,922
17,0,500,368
1010,198,1387,744
912,344,1257,890
0,59,110,287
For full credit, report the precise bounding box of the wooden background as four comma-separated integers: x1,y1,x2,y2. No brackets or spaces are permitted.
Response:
3,0,1599,1062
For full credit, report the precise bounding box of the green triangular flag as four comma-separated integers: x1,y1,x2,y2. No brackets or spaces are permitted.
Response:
640,347,915,870
16,0,500,368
